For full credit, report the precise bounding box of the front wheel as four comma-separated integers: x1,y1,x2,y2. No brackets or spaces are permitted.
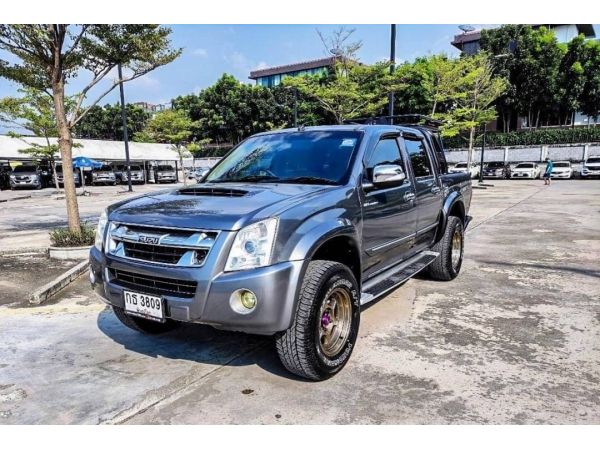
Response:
275,260,360,381
112,306,181,334
426,216,464,281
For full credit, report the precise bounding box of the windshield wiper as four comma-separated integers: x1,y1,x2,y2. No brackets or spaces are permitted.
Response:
210,174,281,183
277,176,338,185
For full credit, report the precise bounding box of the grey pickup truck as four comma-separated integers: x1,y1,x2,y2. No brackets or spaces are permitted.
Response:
90,116,472,380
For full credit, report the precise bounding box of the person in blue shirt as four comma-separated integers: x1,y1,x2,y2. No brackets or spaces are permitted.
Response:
543,158,554,185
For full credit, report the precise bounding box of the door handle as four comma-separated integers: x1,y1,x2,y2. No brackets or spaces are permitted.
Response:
431,186,441,194
404,192,415,201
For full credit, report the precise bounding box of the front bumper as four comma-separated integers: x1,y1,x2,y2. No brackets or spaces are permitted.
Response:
89,246,305,335
550,171,571,179
10,179,41,188
581,170,600,177
511,172,535,178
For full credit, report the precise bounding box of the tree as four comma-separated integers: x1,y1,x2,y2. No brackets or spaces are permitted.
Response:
134,109,197,185
438,53,507,166
391,58,434,115
0,25,180,232
557,35,586,127
74,103,151,140
283,61,396,124
580,39,600,124
0,87,67,189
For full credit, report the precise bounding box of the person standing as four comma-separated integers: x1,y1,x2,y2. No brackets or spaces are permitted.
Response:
543,157,554,185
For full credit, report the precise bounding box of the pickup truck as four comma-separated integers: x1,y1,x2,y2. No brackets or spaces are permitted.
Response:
90,118,472,380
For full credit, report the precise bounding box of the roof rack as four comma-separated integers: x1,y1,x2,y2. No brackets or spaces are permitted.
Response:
344,114,443,129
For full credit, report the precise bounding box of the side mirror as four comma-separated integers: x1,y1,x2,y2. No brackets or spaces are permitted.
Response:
372,164,406,187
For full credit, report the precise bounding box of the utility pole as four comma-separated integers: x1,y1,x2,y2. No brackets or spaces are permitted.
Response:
118,63,133,192
388,24,397,124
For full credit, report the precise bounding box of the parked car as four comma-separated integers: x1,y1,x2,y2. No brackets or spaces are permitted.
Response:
511,162,541,179
482,161,511,179
154,164,177,183
549,161,573,179
9,164,51,190
120,165,146,185
92,165,117,186
449,162,479,179
90,119,473,380
0,165,11,190
187,166,211,183
581,156,600,178
54,164,81,187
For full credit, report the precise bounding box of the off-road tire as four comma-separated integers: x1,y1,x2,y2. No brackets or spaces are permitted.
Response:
275,260,360,381
112,305,181,334
426,216,464,281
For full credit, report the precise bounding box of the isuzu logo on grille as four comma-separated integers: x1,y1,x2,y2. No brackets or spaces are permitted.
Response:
139,235,160,244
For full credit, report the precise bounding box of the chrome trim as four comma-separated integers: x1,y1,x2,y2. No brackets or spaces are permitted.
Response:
368,233,416,253
416,222,438,235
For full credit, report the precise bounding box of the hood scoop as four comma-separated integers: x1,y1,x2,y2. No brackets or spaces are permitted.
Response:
178,186,248,197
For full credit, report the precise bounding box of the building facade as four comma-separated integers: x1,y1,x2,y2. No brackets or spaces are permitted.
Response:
249,57,335,87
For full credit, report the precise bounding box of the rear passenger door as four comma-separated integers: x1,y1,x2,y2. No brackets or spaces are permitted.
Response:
402,133,443,249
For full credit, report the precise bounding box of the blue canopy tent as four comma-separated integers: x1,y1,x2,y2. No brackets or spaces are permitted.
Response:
72,156,102,194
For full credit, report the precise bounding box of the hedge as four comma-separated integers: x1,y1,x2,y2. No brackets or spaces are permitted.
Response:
443,126,600,149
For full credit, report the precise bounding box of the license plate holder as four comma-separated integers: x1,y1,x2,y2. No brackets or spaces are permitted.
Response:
123,290,165,322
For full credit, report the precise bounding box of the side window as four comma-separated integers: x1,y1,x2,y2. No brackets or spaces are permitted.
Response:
365,138,403,180
404,138,433,178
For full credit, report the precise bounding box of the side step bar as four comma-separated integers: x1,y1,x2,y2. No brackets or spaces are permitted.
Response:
360,250,439,305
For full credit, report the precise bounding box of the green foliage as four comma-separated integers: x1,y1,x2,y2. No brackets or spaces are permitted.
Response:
443,126,600,149
49,224,96,247
74,103,150,140
282,61,396,124
579,40,600,121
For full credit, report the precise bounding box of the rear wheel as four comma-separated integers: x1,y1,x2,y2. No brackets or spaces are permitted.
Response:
426,216,464,281
275,260,360,381
112,305,181,334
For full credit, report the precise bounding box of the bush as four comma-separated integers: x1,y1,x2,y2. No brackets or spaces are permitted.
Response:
49,224,96,247
444,126,600,149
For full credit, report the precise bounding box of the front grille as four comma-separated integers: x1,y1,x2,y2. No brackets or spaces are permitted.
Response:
108,223,217,267
109,268,197,298
122,241,208,265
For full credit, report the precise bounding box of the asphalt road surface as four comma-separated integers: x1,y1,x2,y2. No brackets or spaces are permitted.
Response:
0,180,599,424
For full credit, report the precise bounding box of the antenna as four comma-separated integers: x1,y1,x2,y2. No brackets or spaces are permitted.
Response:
459,25,476,33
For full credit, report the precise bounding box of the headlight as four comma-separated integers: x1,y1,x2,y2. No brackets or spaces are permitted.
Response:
225,218,278,272
94,210,108,251
9,175,15,180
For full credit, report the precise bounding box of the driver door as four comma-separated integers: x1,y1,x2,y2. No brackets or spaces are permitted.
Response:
361,136,418,278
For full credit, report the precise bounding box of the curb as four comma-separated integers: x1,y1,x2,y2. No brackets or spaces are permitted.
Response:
0,247,48,256
29,259,89,305
0,194,32,203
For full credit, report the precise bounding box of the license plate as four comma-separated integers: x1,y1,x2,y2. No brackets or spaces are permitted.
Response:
123,291,165,322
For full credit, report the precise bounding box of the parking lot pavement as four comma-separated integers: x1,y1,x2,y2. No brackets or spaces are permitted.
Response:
0,183,184,252
0,180,599,424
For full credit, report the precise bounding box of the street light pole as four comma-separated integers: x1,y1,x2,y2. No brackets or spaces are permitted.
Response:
388,24,396,124
118,63,133,193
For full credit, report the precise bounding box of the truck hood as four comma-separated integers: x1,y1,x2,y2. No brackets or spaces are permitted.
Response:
108,183,334,231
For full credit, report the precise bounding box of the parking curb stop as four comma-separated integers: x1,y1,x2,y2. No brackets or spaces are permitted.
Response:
29,259,90,305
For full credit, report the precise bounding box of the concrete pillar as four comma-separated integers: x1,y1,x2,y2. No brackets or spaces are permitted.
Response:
583,144,589,162
540,145,548,161
504,146,509,163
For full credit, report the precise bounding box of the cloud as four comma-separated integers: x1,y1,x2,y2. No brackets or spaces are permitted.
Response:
192,48,208,57
252,61,269,71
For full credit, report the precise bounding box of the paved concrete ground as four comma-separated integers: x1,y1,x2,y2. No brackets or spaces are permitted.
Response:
0,180,598,424
0,183,183,252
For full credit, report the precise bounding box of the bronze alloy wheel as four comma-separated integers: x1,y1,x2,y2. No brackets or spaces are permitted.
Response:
318,286,353,358
451,228,463,271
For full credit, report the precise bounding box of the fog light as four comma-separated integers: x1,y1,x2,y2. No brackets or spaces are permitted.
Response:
230,289,257,314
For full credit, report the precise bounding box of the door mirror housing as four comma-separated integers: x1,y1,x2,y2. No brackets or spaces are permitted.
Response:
372,164,406,187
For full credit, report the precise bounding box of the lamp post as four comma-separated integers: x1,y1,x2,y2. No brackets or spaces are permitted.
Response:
118,63,133,193
388,24,396,124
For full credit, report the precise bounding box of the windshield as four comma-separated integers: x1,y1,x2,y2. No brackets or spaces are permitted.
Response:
97,165,113,172
516,163,534,168
553,162,570,167
454,163,467,168
157,165,174,171
206,131,361,185
13,165,37,172
486,162,503,168
587,158,600,164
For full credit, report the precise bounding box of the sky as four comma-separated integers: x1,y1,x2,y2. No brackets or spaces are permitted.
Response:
0,24,598,108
